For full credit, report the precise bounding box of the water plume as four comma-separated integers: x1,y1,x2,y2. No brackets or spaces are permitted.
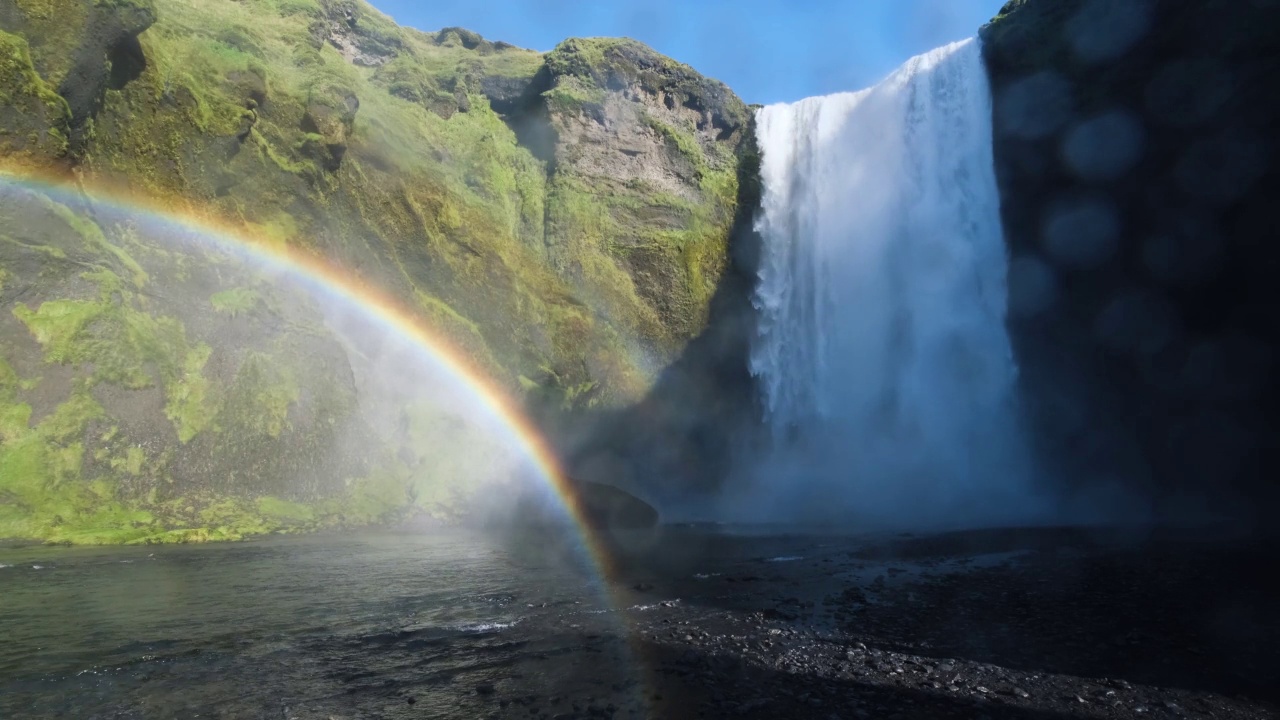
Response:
739,38,1049,530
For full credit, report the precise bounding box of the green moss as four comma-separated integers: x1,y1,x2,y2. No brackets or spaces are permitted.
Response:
266,0,321,17
165,343,216,443
195,497,272,538
91,0,156,14
124,446,145,475
14,296,188,389
0,29,72,157
644,114,704,168
256,495,315,522
0,355,16,391
14,299,109,360
544,37,615,81
210,287,262,316
0,356,33,442
245,212,300,250
0,388,122,543
215,351,298,438
339,465,413,523
0,230,68,259
0,0,750,544
39,387,104,440
991,0,1030,22
11,261,224,446
30,194,149,286
543,78,606,114
0,401,33,442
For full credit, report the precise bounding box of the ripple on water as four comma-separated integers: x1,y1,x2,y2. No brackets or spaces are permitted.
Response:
453,620,522,633
0,533,639,720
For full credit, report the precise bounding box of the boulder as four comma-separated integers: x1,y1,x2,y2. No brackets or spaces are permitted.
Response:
572,479,659,530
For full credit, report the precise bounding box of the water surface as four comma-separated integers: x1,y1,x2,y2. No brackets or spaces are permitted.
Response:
0,532,640,719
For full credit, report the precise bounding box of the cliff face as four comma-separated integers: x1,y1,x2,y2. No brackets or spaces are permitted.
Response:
981,0,1280,524
0,0,752,543
536,38,748,357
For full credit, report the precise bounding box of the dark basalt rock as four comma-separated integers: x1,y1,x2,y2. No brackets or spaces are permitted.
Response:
62,1,155,151
299,89,359,171
572,479,659,530
981,0,1280,529
478,73,538,116
1,0,156,154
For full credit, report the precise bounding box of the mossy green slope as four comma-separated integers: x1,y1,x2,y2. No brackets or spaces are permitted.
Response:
0,184,393,544
0,0,752,543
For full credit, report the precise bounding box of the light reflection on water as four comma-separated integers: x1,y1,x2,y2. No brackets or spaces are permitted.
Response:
0,532,641,720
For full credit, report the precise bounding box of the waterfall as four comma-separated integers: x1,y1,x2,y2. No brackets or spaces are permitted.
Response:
746,38,1041,528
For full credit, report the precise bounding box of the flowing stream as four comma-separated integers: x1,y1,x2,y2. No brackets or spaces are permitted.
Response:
747,38,1041,527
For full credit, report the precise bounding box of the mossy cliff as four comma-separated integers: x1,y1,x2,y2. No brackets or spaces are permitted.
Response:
0,0,753,543
981,0,1280,524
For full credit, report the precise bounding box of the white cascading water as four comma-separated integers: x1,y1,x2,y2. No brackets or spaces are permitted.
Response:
746,38,1042,528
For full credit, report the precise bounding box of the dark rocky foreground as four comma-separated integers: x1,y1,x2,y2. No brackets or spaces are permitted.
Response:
603,525,1279,720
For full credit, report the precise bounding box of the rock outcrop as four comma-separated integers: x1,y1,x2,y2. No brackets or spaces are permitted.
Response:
534,38,749,358
0,27,69,159
982,0,1280,525
0,0,157,152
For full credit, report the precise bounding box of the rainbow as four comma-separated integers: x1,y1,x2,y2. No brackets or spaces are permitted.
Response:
1,166,667,716
0,166,617,577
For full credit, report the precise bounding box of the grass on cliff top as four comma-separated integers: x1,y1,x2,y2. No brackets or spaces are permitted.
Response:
544,36,748,127
545,37,691,86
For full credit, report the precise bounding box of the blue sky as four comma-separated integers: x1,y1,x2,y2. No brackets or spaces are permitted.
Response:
370,1,1007,106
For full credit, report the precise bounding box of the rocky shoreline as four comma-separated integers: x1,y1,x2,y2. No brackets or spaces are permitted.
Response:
583,526,1279,720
